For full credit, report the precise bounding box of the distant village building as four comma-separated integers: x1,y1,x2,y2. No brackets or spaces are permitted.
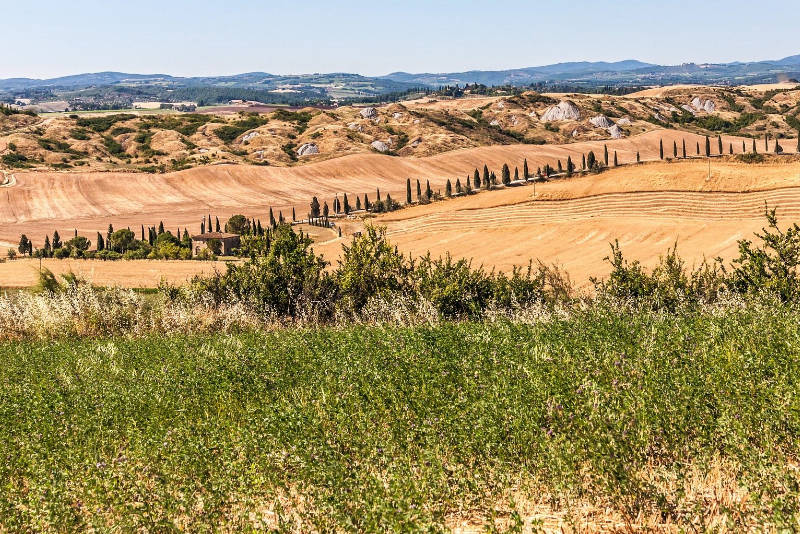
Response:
191,232,240,256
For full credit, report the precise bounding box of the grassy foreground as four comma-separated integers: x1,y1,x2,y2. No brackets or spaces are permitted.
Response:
2,305,800,531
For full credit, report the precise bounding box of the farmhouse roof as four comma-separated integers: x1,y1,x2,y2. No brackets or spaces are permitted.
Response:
191,232,239,240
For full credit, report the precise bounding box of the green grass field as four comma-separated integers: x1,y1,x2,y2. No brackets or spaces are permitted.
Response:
2,304,799,531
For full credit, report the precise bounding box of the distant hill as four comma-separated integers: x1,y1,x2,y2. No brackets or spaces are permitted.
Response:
1,55,798,106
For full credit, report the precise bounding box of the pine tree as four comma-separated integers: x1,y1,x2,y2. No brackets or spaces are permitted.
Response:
613,151,618,166
604,144,609,166
406,178,412,204
705,136,711,157
682,139,687,158
501,163,511,185
718,135,723,154
97,232,104,251
659,139,664,160
523,158,529,179
445,179,452,197
52,230,61,251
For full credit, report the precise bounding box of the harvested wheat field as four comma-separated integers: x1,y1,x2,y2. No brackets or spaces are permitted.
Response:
1,130,798,288
0,258,228,288
0,130,762,246
313,158,800,289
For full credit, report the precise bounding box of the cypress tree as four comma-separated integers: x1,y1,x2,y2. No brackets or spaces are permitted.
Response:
718,135,723,154
775,139,782,154
456,178,462,193
183,228,189,242
323,201,329,218
426,180,432,199
465,178,472,193
705,136,710,157
753,138,757,154
604,144,609,166
201,219,205,234
581,154,586,170
376,188,381,202
52,230,61,250
696,142,700,155
356,196,362,210
557,160,563,174
417,179,422,200
483,165,490,186
74,228,78,238
472,170,480,190
742,140,746,153
765,133,769,151
43,235,51,256
406,178,412,204
501,163,511,185
279,211,284,224
729,143,733,155
514,167,519,181
636,151,641,163
523,158,529,179
269,207,276,227
797,133,800,153
215,217,220,232
682,139,686,158
659,139,664,160
158,221,164,234
107,224,113,243
445,179,452,197
613,151,618,166
343,193,350,214
490,172,497,185
587,151,596,169
364,193,370,211
310,197,320,218
141,225,145,241
673,141,677,158
292,207,296,221
96,232,104,252
566,155,574,175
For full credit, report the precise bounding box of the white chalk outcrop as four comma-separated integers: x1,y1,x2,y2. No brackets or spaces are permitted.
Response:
360,107,377,119
296,143,319,156
541,100,581,121
589,115,613,128
370,140,390,153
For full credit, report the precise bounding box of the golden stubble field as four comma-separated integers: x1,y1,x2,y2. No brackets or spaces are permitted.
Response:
1,129,799,288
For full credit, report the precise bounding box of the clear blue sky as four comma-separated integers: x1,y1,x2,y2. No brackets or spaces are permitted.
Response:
3,0,798,79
